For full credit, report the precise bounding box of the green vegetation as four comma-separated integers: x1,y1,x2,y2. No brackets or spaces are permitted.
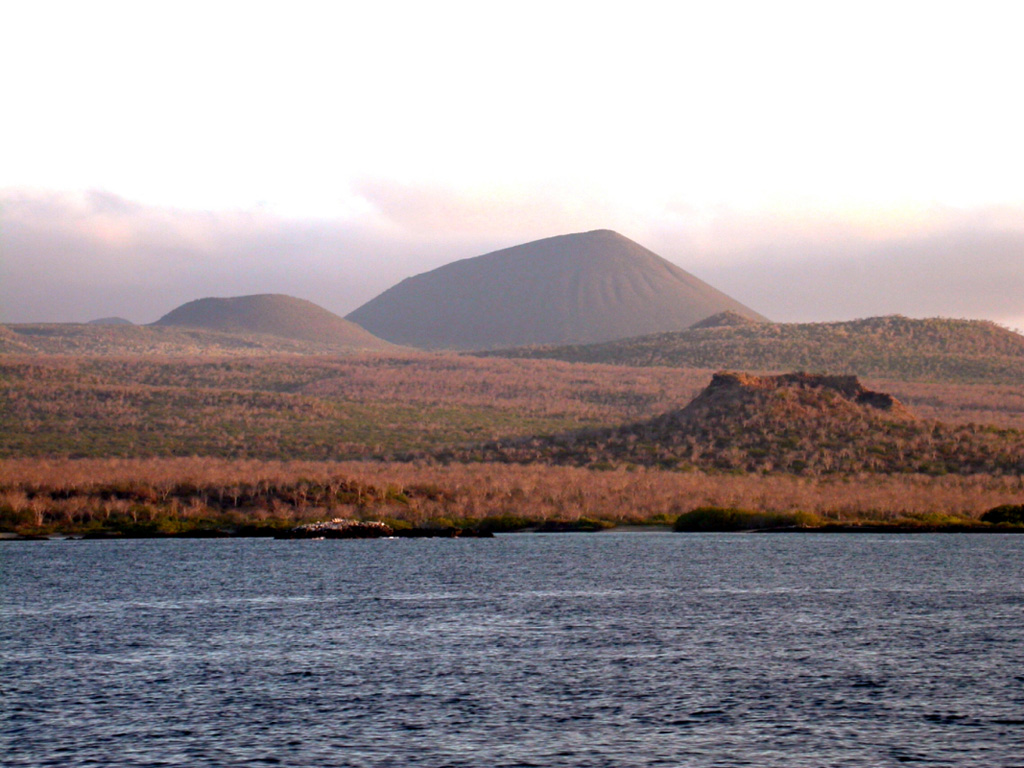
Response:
981,504,1024,526
673,507,822,531
671,506,1004,533
485,315,1024,385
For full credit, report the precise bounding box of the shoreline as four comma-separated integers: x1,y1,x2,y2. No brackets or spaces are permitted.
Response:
5,523,1024,541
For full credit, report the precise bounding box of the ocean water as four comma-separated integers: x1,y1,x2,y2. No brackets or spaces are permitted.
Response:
2,533,1023,767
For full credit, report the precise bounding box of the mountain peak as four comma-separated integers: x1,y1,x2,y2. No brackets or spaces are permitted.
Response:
347,231,766,350
578,228,627,237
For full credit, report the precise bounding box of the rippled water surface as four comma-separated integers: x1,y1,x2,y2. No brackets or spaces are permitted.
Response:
3,533,1024,767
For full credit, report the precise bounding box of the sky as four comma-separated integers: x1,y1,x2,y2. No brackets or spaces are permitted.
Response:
2,1,1022,330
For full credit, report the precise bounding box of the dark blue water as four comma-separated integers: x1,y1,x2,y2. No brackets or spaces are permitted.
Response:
3,533,1024,767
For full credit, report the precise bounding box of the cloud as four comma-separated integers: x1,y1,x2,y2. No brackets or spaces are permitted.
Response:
2,186,1022,329
352,179,638,241
0,188,461,323
693,222,1024,324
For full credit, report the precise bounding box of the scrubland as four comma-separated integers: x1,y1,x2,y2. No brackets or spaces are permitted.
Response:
4,354,1024,461
2,457,1023,536
454,372,1024,476
487,316,1024,385
3,349,1024,536
0,354,710,458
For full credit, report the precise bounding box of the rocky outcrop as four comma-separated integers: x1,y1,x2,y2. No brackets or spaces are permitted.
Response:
275,519,496,539
276,519,394,539
439,370,1024,476
701,371,911,416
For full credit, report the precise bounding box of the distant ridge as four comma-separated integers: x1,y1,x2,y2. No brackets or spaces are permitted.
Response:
484,315,1024,384
347,229,766,350
153,294,393,349
87,317,133,326
448,371,1024,475
689,310,761,329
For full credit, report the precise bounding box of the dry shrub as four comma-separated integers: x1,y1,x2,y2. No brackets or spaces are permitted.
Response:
2,457,1023,532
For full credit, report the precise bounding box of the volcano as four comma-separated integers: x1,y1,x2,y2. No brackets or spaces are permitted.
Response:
347,229,766,350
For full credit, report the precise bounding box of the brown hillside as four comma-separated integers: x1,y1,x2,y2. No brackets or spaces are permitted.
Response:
689,310,762,329
449,371,1024,475
153,294,393,349
485,315,1024,385
347,229,766,350
87,317,133,326
0,323,401,356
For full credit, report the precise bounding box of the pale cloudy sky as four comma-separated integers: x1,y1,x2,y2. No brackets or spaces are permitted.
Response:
2,1,1022,329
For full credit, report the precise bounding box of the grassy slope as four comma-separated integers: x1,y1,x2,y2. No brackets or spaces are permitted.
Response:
0,354,711,459
0,322,396,355
483,316,1024,384
3,349,1024,460
4,352,1024,461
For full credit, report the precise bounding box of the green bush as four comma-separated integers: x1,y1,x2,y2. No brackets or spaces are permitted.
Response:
674,506,822,531
981,504,1024,525
535,517,616,533
478,514,533,533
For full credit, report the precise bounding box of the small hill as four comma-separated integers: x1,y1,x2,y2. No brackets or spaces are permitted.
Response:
689,310,762,329
483,315,1024,385
87,317,133,326
445,371,1024,475
347,229,766,350
2,296,397,356
682,371,914,420
153,294,393,349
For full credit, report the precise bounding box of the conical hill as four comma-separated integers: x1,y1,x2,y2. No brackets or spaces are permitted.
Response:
347,229,766,350
153,294,393,349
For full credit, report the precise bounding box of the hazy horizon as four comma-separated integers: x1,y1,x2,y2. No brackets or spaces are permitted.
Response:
2,3,1021,330
2,188,1022,332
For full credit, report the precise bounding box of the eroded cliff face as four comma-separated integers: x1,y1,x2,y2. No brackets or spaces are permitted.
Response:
700,371,910,416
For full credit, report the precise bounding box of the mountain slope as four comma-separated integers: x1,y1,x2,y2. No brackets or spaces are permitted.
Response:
153,294,393,349
347,229,766,350
484,315,1024,384
689,310,762,329
445,371,1024,475
87,317,133,326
